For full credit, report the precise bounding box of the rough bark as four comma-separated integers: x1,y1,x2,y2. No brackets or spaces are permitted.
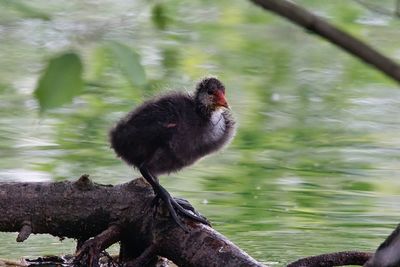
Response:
0,175,265,267
249,0,400,84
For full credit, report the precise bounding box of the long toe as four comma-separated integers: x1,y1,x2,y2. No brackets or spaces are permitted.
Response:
170,198,210,226
173,197,210,225
173,197,195,212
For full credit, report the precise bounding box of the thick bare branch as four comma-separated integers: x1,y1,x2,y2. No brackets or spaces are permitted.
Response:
0,176,265,267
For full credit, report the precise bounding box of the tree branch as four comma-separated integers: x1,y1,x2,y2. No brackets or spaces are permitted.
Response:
249,0,400,84
0,175,265,267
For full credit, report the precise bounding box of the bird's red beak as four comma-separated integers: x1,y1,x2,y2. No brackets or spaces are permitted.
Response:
215,90,229,108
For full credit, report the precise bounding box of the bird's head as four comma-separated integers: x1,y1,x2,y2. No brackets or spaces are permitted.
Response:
195,77,229,113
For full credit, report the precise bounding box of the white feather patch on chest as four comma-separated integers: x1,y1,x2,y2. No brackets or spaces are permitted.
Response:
208,109,226,141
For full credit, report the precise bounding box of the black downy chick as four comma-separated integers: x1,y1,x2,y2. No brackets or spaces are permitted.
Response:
109,77,236,228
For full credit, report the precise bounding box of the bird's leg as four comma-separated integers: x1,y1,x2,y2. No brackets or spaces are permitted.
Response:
139,166,210,228
139,165,185,230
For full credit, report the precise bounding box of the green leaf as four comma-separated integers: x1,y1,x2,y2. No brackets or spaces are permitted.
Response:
152,3,168,30
108,41,146,87
34,52,83,111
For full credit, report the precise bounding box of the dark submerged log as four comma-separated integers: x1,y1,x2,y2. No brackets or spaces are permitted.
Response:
287,251,373,267
363,223,400,267
0,175,265,267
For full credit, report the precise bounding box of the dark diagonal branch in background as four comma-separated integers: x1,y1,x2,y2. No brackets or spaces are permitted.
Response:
353,0,399,17
249,0,400,84
397,0,400,17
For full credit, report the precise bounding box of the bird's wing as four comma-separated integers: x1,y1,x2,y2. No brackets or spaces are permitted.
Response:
130,98,180,143
152,99,179,129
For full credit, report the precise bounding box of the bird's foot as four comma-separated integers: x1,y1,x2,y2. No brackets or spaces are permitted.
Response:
173,197,210,225
152,186,210,229
151,196,205,219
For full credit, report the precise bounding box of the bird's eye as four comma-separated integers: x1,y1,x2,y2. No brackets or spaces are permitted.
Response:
207,90,213,95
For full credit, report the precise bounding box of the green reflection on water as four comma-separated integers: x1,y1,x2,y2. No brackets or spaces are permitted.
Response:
1,0,400,265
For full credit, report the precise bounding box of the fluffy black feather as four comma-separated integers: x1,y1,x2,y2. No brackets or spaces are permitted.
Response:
110,78,235,175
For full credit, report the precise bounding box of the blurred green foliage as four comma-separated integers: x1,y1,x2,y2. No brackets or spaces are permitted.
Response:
34,53,83,111
107,41,147,87
152,3,170,30
34,42,146,111
0,0,51,20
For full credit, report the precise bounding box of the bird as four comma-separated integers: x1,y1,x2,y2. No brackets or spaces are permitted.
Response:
109,77,236,229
